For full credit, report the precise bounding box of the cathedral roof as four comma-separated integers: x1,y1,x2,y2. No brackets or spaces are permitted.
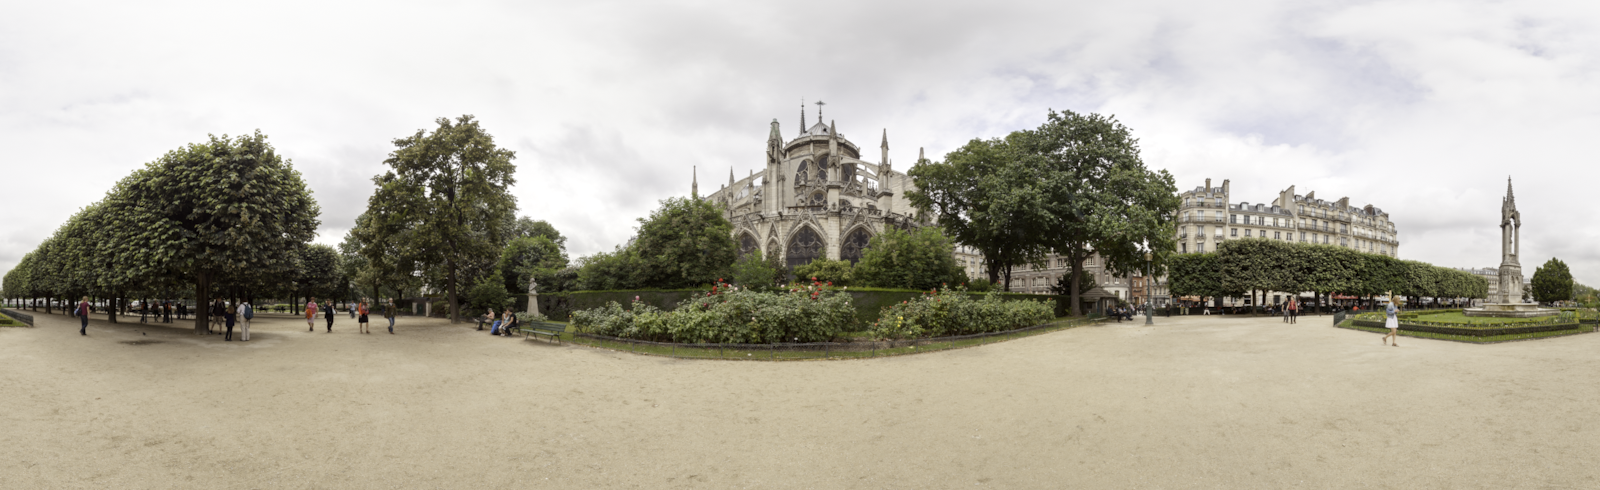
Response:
803,120,836,138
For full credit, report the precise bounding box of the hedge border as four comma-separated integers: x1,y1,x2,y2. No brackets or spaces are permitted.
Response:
1338,320,1593,344
537,288,1071,328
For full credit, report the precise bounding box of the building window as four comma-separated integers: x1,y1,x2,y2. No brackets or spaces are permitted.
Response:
1181,243,1187,253
1230,214,1238,224
1300,232,1306,241
1275,231,1281,240
1231,228,1238,237
1198,243,1205,253
1244,229,1251,237
1215,211,1224,221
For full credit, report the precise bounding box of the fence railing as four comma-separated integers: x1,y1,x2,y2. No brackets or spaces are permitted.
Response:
570,317,1106,360
1,308,34,326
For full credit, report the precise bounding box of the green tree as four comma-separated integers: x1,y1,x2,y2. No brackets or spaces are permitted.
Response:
632,197,737,288
104,132,320,332
731,249,781,289
575,246,648,291
792,258,853,286
295,244,345,308
851,227,967,290
499,235,569,303
1531,258,1574,303
1019,110,1180,315
363,115,518,323
508,217,567,250
906,136,1048,290
466,273,512,313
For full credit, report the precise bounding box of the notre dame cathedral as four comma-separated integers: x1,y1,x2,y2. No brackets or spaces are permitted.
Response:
696,105,927,270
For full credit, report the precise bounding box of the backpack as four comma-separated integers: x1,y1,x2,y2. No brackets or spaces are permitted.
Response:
243,304,253,320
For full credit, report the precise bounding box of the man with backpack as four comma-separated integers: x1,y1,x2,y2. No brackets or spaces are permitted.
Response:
238,300,253,341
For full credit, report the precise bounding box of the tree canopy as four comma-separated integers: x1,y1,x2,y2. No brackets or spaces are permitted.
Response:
851,227,968,290
1531,257,1574,303
3,131,320,330
361,115,518,323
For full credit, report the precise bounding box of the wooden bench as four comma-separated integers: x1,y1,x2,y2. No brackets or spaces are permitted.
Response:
513,321,567,343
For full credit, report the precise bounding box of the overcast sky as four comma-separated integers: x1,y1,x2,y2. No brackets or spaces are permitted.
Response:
3,0,1598,286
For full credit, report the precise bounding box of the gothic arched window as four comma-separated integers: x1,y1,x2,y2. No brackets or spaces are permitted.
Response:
841,227,872,264
786,227,825,269
796,160,810,185
738,233,759,258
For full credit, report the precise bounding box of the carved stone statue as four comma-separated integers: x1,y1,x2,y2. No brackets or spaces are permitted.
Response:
1497,177,1524,303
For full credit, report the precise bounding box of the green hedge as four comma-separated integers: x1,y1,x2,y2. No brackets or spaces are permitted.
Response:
1350,317,1581,337
539,287,1067,327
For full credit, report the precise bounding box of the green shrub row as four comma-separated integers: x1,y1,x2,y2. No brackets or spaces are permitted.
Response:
570,281,855,344
870,287,1056,339
1349,317,1581,337
541,286,1067,328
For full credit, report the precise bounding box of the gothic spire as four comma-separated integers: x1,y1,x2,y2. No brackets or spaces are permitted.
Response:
692,166,698,198
881,129,889,149
1506,176,1515,203
799,98,806,137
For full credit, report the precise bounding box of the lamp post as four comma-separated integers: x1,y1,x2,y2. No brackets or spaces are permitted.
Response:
1144,252,1154,325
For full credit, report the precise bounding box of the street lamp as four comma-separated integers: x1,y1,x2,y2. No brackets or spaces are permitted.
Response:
1144,251,1154,325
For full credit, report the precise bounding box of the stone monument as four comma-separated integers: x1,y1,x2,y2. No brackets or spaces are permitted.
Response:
1466,177,1555,318
1497,177,1523,304
527,278,539,317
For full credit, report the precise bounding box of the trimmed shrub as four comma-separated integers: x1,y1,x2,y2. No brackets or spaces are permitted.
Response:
571,280,854,344
871,287,1055,339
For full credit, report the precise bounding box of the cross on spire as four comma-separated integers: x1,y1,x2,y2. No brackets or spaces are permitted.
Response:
815,100,825,122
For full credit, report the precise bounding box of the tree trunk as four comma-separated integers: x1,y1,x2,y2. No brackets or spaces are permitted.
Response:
1002,265,1013,292
1068,256,1084,317
986,258,1001,285
446,256,460,323
194,272,210,334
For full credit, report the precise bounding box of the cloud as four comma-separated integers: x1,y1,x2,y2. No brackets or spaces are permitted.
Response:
3,0,1599,288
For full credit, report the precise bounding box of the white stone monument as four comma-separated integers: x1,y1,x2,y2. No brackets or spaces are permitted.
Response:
527,278,539,317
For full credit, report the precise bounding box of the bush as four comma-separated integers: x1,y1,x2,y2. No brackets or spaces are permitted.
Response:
731,250,780,289
871,286,1055,339
792,258,854,286
571,279,855,343
851,227,967,290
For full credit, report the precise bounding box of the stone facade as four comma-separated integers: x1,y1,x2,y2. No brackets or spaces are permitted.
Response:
1174,178,1401,306
698,111,925,269
1177,178,1399,258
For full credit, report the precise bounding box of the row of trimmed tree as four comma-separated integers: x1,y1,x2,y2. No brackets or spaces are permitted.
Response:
1,132,324,332
1167,239,1489,310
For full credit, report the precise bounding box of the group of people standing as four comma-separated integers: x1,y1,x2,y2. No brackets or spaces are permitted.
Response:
304,298,396,335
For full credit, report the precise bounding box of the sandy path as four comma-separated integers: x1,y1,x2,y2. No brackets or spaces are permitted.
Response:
3,310,1600,489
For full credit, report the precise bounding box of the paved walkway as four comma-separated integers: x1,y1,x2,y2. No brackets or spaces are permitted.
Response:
2,310,1598,488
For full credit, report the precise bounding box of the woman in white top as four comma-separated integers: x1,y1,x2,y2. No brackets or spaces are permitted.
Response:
1382,292,1400,347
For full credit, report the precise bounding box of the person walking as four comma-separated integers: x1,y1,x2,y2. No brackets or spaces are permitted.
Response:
325,301,336,332
1287,298,1299,324
384,299,396,334
1382,292,1400,347
305,299,318,332
357,299,370,334
238,300,252,341
77,296,90,336
223,302,236,341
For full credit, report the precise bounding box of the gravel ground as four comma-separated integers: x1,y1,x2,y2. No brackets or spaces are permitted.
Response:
3,309,1599,489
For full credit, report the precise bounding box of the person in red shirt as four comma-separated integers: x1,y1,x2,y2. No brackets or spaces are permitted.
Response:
77,296,90,336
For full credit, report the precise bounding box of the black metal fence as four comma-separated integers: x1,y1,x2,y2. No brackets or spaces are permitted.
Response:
1,308,34,326
571,317,1107,360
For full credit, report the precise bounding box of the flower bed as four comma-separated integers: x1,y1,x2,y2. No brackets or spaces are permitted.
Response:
1351,311,1581,337
571,279,855,344
871,286,1056,339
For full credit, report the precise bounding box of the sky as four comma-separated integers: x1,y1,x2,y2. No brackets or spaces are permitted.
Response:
3,0,1598,286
